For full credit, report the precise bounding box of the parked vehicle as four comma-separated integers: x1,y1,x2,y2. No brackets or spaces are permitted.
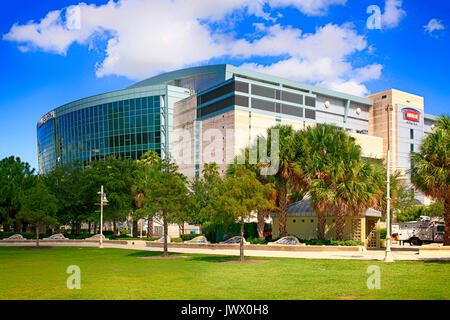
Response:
392,216,444,246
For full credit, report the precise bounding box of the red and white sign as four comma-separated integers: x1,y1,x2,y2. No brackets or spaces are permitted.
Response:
403,109,420,122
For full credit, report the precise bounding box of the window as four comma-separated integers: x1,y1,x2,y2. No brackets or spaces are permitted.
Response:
252,98,275,112
305,96,316,107
281,91,303,105
305,109,316,120
252,84,276,99
410,129,414,139
410,144,414,152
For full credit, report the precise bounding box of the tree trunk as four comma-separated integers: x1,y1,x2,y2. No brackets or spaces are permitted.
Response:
317,210,326,240
147,217,153,238
240,219,245,262
133,220,138,238
163,217,169,257
444,198,450,246
14,220,21,233
257,210,266,240
36,223,40,248
88,221,91,235
93,222,97,234
278,177,287,238
336,209,345,242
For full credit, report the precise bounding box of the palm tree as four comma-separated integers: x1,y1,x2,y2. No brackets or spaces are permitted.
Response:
411,115,450,245
300,124,342,239
267,125,307,237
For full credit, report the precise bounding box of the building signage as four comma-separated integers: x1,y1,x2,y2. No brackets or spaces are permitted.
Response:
402,108,420,123
38,111,55,128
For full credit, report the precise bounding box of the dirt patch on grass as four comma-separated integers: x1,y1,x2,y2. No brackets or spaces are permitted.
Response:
339,295,357,300
215,259,275,264
22,247,54,250
137,255,190,259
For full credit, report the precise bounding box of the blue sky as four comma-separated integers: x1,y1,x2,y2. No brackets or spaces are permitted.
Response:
0,0,449,171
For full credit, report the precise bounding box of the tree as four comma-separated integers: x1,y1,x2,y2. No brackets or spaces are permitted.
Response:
227,144,277,240
0,156,36,232
136,159,190,257
135,151,162,238
300,124,342,239
411,115,450,245
17,181,58,247
266,125,306,237
44,161,93,234
215,167,275,262
88,157,139,235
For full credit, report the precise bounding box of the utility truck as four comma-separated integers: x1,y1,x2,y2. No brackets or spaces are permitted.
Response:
392,216,444,246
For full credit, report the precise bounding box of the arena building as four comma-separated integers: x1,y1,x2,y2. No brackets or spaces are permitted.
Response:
37,64,438,205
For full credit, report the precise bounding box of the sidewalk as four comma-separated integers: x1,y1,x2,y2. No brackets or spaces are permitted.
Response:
1,241,449,261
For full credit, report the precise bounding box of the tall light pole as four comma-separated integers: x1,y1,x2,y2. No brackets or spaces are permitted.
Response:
97,185,108,248
384,104,394,262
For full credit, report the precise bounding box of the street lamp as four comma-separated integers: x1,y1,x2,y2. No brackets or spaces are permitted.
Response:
97,185,108,248
384,104,394,262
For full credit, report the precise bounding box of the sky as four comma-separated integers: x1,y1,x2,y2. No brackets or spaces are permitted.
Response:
0,0,449,171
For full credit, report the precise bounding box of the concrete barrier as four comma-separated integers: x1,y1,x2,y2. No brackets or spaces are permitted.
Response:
145,242,363,252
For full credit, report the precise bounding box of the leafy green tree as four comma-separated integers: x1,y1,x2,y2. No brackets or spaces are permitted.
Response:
136,159,190,257
0,156,37,232
44,161,95,234
17,181,58,247
411,115,450,245
215,167,275,262
134,151,162,238
88,157,139,235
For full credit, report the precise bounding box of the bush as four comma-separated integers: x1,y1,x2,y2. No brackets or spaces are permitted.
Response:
247,237,267,245
380,228,387,239
299,238,364,246
171,238,183,243
0,232,53,240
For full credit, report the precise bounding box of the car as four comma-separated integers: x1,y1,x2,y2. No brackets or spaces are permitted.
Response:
269,236,302,245
220,236,248,245
43,233,68,240
185,236,210,244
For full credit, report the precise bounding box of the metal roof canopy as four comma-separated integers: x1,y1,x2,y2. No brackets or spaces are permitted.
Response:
271,196,381,218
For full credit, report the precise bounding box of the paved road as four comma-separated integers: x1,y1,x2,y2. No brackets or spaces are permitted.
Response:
1,241,449,261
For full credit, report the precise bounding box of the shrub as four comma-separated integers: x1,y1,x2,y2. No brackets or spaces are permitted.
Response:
171,238,183,243
380,228,387,239
247,237,267,245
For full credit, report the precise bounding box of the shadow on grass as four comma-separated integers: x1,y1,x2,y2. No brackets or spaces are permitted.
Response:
187,255,277,263
422,259,450,264
125,251,188,258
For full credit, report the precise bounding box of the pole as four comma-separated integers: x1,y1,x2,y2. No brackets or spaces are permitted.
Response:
384,105,394,262
99,185,104,249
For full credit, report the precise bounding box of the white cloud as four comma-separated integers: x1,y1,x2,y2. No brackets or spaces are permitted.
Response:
3,0,380,96
267,0,347,16
424,18,445,35
381,0,406,29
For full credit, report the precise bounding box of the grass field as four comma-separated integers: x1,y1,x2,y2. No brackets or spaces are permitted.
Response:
0,247,449,300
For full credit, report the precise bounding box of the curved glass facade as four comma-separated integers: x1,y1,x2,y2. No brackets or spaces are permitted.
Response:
37,84,192,174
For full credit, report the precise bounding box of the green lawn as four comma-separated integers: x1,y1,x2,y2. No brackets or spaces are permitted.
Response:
0,247,448,300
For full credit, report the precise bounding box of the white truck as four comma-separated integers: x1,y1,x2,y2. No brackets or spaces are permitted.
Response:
392,216,445,246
